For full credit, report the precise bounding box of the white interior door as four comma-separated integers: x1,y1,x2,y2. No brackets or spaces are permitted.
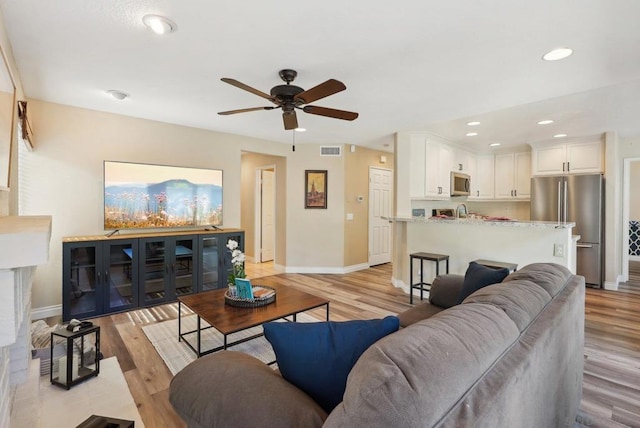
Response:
260,169,275,262
369,167,393,266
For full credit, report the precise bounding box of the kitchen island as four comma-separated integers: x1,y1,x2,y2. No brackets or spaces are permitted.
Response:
385,216,576,292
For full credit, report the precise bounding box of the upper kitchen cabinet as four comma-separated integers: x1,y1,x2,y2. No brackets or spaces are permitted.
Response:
469,154,495,200
409,135,453,199
453,148,475,174
494,152,531,200
532,140,603,176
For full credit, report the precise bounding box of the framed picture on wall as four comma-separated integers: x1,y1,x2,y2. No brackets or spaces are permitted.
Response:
305,170,327,209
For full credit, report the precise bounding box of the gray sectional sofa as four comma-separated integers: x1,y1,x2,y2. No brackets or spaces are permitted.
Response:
170,263,585,428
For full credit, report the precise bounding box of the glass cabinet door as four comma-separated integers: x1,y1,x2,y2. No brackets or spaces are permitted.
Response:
65,244,99,320
104,240,138,313
200,236,220,291
140,238,169,305
173,237,195,297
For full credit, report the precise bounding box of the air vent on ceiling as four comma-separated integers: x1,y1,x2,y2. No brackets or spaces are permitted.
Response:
320,146,342,156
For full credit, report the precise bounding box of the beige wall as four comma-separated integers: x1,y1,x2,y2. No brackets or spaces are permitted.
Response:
240,151,287,265
19,98,363,311
19,99,303,310
284,144,346,271
344,145,394,267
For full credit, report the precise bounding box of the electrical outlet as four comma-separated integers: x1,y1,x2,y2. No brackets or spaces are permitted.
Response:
554,243,565,257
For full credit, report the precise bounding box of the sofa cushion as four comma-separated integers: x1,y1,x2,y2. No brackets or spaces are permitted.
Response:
457,261,510,303
429,274,464,308
169,351,327,428
502,262,572,298
324,304,520,428
263,316,400,413
463,280,551,332
398,302,444,328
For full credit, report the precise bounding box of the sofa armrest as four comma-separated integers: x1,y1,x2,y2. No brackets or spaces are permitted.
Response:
169,351,327,428
429,274,464,309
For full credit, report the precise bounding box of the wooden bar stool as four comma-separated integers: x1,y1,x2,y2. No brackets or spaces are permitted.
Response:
473,259,518,273
410,252,449,304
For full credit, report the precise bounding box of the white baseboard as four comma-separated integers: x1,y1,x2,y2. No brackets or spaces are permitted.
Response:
285,263,369,274
31,305,61,320
273,263,286,272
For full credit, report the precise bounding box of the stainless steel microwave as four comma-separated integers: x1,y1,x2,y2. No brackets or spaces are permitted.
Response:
450,172,470,196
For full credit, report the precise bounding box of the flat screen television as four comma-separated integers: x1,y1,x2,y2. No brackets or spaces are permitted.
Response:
104,161,223,230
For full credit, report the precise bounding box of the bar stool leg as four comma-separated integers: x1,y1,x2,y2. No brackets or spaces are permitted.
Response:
410,256,414,305
446,258,449,274
420,258,425,301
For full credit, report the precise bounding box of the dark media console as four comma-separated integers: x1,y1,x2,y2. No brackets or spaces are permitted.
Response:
62,229,244,321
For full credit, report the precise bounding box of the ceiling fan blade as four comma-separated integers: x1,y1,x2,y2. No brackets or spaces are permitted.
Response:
218,106,275,115
283,111,298,130
303,105,359,121
221,78,274,101
294,79,346,104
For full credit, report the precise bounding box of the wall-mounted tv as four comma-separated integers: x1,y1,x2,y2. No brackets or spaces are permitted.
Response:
104,161,223,230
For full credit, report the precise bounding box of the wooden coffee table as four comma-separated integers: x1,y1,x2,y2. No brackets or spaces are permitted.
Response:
177,283,330,357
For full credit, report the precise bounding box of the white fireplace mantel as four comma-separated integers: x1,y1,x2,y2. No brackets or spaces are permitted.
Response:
0,215,52,428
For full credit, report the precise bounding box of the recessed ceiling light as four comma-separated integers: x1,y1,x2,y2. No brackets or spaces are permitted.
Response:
466,132,478,137
538,119,554,125
553,133,568,138
106,90,129,100
142,14,177,34
466,121,480,126
542,48,573,61
489,143,501,147
294,127,306,132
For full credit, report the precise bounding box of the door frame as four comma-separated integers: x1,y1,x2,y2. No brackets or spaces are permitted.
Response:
622,157,640,281
368,166,394,266
254,165,276,263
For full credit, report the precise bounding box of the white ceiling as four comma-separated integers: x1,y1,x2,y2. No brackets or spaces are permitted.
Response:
1,0,640,153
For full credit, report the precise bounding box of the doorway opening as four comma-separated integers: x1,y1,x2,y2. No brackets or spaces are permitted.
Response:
623,158,640,283
255,166,276,263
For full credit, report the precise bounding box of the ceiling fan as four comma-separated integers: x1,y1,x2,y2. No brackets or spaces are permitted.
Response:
218,69,358,130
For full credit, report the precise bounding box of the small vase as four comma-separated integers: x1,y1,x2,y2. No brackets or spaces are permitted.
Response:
228,285,237,297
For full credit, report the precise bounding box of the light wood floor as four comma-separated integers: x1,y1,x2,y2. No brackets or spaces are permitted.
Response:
79,262,639,428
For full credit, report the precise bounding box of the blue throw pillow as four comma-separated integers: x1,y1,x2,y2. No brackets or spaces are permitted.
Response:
457,261,510,304
263,316,399,413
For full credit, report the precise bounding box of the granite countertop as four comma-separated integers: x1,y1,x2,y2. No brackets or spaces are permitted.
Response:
383,216,575,229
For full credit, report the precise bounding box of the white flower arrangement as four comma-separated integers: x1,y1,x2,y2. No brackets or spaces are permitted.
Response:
226,239,246,284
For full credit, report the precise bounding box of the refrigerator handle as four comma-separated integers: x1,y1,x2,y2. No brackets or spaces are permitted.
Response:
564,180,568,223
557,181,561,223
577,243,593,248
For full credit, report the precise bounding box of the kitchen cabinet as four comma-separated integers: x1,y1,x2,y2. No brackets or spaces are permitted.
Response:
532,140,603,176
409,135,453,199
453,148,475,174
494,152,531,200
62,229,244,320
469,154,495,200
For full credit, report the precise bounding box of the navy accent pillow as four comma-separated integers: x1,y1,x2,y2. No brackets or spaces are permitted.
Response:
457,261,510,304
263,316,400,413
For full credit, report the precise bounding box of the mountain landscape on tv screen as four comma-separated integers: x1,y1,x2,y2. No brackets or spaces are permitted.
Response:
104,179,223,229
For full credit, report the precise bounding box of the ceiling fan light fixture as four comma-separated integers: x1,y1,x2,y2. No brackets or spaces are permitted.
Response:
542,47,573,61
538,119,554,125
106,90,129,100
142,14,176,34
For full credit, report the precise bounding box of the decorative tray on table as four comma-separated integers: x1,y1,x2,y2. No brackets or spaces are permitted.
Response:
224,286,276,308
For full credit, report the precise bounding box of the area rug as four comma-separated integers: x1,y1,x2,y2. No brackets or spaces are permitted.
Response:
38,356,144,427
142,313,318,375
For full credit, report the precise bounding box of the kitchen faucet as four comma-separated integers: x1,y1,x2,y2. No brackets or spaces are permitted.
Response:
456,203,468,218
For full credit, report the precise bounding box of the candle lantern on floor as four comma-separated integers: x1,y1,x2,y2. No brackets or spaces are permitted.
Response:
50,324,100,389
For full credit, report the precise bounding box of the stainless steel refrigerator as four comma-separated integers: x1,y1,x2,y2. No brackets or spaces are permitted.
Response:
530,174,604,287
